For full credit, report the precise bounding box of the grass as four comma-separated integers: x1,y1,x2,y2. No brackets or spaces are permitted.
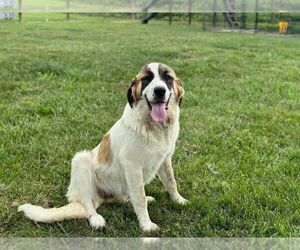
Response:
0,14,299,237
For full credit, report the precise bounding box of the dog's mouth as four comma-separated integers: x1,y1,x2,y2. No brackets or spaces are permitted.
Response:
145,94,171,123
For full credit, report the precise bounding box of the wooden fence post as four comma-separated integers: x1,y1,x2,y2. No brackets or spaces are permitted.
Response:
66,0,70,21
188,0,192,25
131,0,136,21
212,0,216,27
271,0,275,22
202,0,207,31
203,13,207,31
168,0,172,26
241,0,247,29
18,0,22,22
254,0,259,33
103,0,107,20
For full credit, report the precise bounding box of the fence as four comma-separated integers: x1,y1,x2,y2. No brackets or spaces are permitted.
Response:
199,12,300,34
1,0,299,34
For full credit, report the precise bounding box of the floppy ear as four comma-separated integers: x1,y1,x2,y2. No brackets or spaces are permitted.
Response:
127,78,138,108
174,78,185,106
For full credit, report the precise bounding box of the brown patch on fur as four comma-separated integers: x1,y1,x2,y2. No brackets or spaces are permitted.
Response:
98,133,112,165
174,77,185,105
131,77,142,102
127,66,149,107
134,65,151,99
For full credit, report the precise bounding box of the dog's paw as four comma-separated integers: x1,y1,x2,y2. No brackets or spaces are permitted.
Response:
17,204,42,221
18,203,32,213
122,196,155,203
89,214,106,229
141,222,159,232
146,196,156,203
173,195,189,205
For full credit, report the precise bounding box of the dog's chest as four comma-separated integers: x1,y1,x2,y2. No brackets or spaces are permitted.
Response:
140,144,170,184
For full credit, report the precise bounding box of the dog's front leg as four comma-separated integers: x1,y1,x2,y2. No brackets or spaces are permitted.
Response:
158,155,188,205
124,169,159,232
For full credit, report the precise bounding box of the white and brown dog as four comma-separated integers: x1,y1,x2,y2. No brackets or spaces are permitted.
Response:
18,62,188,232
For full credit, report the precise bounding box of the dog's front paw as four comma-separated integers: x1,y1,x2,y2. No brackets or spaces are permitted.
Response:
141,221,159,232
173,195,189,205
17,204,44,222
18,204,34,214
89,214,106,229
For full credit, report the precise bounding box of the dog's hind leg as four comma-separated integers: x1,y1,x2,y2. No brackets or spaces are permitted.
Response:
67,151,106,229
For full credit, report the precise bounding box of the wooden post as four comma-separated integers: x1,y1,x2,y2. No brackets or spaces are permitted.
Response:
202,0,207,31
240,13,247,29
18,0,22,22
131,0,135,21
168,0,172,26
203,13,207,31
188,0,192,25
103,0,107,20
271,0,275,23
254,0,259,33
241,0,247,29
66,0,70,21
212,13,217,27
212,0,216,27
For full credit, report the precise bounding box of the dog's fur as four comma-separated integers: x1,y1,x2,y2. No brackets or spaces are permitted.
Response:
18,63,188,232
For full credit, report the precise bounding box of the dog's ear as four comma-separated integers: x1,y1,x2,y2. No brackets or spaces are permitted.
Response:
127,78,138,108
174,77,185,106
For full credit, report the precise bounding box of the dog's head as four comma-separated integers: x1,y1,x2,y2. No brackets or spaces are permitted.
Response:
127,63,184,123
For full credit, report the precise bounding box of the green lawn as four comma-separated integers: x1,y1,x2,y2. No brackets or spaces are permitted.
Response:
0,15,299,237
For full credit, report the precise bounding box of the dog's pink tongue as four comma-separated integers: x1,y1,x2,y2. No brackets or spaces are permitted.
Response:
151,103,167,123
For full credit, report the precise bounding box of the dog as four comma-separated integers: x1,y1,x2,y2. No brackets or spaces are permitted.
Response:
18,62,188,232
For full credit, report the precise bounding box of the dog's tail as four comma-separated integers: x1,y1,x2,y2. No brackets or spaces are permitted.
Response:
18,202,87,223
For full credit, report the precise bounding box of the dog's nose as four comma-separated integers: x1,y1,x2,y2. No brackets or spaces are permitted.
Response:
154,86,166,99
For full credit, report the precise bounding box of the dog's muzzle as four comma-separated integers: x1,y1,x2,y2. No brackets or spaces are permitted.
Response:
145,93,172,111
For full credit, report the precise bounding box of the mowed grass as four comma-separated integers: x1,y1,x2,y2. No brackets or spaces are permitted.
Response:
0,15,299,237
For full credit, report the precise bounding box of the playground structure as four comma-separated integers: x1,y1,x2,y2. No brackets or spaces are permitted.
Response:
141,0,158,24
222,0,239,28
278,10,289,34
141,0,244,27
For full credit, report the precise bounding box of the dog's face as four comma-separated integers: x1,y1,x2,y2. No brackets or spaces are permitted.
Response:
127,63,184,123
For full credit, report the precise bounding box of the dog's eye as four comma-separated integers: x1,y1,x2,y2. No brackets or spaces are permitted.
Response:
164,72,173,81
142,75,152,83
165,74,172,80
